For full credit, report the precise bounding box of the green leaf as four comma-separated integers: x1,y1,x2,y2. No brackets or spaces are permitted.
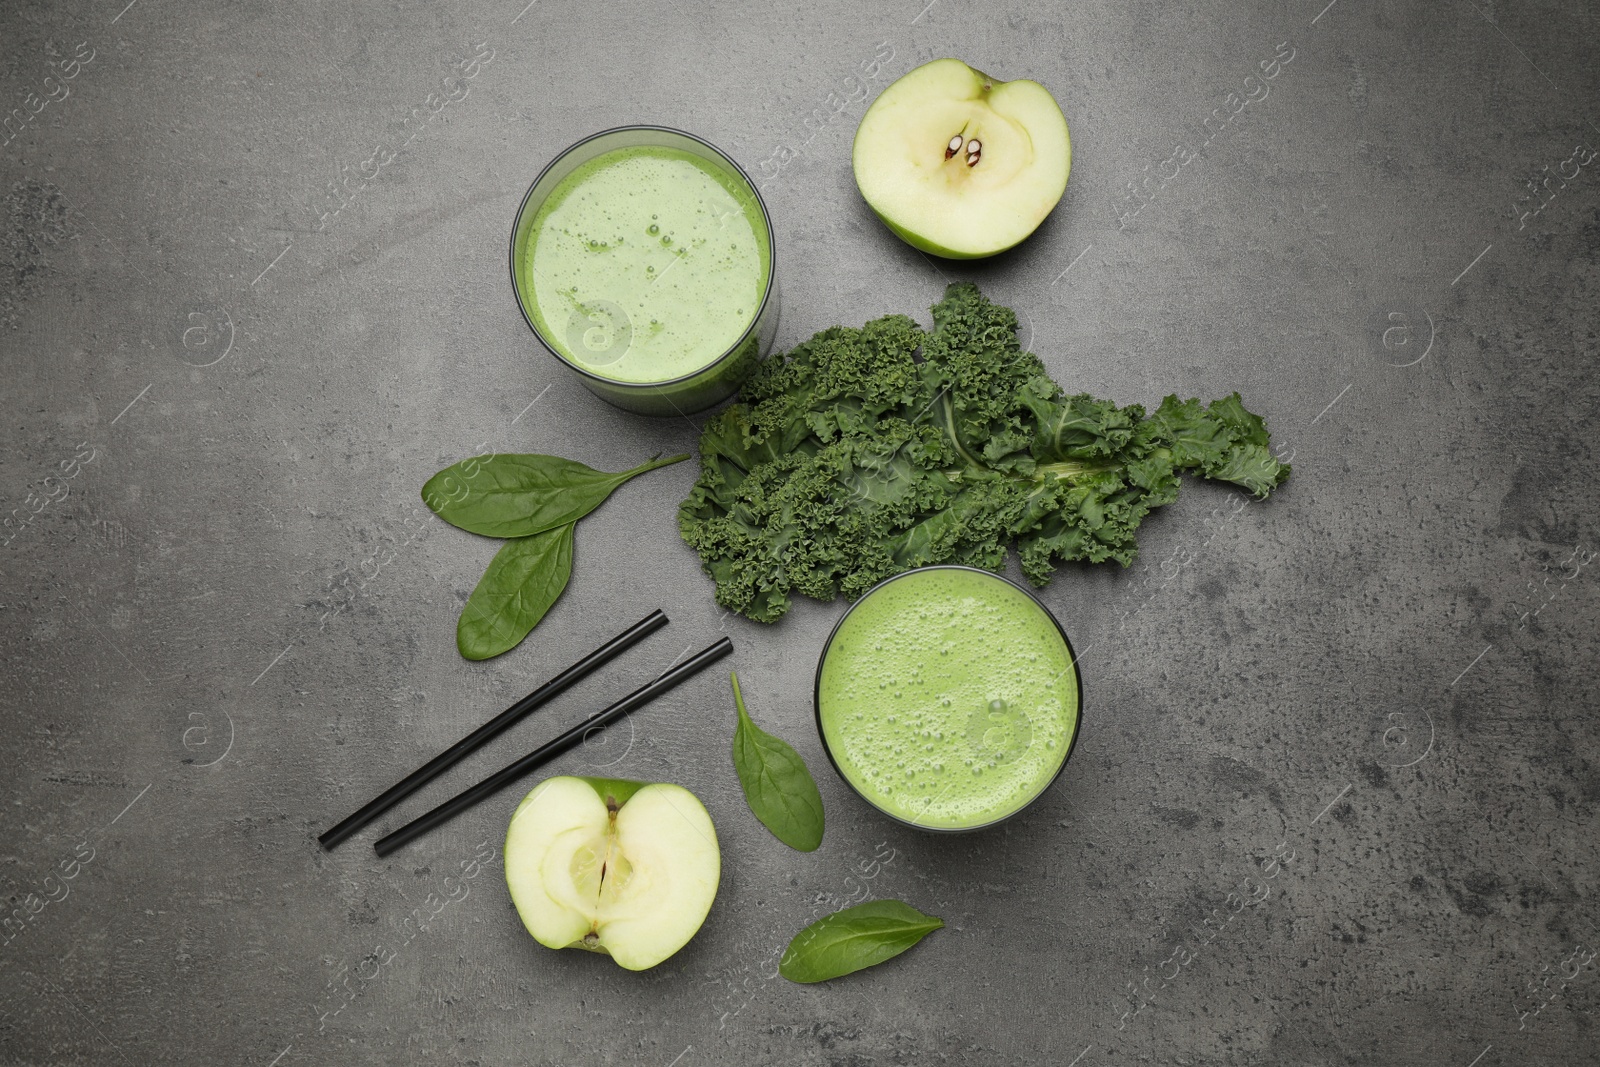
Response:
730,672,824,852
678,283,1291,621
779,899,944,983
424,453,688,538
456,524,574,660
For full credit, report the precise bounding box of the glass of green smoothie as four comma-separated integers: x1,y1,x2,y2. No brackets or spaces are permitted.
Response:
509,126,778,417
814,566,1083,832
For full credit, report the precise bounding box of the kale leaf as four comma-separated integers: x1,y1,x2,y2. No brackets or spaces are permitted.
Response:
678,283,1290,623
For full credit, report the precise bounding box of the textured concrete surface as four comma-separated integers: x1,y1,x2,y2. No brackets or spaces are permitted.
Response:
2,0,1598,1064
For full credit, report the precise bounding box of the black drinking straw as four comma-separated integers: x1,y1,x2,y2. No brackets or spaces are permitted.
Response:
318,609,669,851
372,636,733,857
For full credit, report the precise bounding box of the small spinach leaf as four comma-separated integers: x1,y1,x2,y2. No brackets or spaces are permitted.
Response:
779,899,943,983
425,452,688,539
730,672,824,851
456,523,574,660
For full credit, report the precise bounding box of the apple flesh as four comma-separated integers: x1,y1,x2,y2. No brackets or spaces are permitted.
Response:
504,775,719,971
852,58,1071,259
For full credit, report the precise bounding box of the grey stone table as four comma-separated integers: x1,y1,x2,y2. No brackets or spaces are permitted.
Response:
2,0,1596,1063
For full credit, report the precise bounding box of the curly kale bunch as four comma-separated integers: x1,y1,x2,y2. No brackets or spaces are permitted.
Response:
678,283,1290,623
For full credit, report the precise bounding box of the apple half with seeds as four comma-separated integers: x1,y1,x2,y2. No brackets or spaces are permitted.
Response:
852,58,1071,259
505,776,720,971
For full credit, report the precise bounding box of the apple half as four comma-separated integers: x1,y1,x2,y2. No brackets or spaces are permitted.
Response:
505,776,720,971
852,58,1071,259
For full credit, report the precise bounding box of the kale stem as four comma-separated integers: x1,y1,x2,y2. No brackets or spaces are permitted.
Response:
942,459,1116,484
1034,460,1117,479
938,392,985,472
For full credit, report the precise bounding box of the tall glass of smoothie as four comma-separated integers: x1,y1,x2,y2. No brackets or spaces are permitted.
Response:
510,126,778,417
814,566,1082,832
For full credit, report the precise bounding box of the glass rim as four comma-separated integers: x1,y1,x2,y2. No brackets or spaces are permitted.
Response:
811,564,1085,834
507,124,777,395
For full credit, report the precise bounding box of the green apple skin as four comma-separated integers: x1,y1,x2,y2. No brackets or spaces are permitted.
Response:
504,775,720,972
571,775,648,808
853,58,1071,260
872,210,1011,261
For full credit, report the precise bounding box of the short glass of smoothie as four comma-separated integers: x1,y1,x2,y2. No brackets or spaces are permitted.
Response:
509,126,778,417
814,566,1083,832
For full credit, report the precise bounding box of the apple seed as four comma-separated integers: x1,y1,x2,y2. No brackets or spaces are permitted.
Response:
945,134,964,160
965,138,982,167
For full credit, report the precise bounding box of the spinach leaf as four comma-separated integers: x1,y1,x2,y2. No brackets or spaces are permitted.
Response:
730,672,824,852
779,899,944,983
425,452,688,539
456,523,574,660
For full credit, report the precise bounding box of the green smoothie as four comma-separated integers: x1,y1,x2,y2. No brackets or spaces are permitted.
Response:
816,567,1080,830
519,144,770,384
